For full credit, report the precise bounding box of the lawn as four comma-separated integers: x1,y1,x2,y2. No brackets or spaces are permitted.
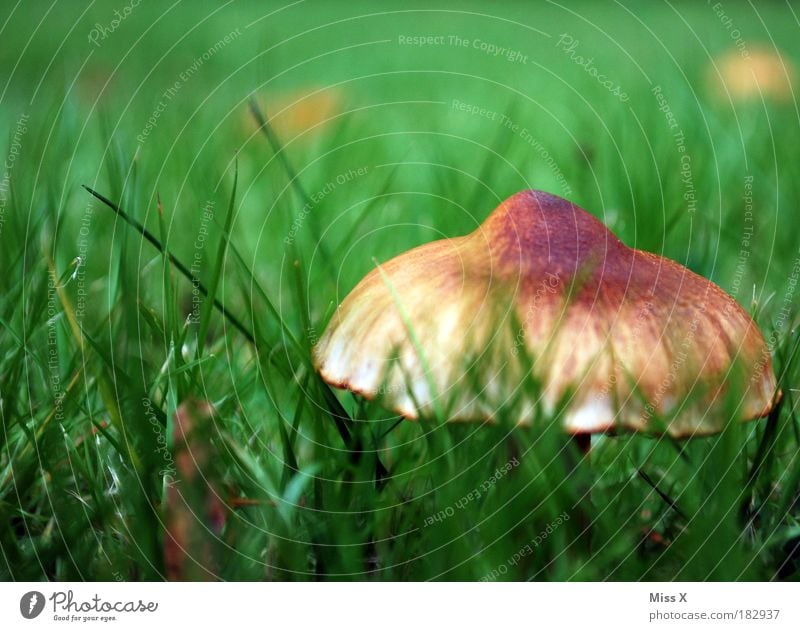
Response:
0,0,798,581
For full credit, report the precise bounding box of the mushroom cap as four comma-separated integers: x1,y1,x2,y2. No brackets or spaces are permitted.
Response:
314,190,778,437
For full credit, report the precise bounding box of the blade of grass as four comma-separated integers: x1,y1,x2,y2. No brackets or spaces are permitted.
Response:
248,98,334,271
228,236,304,357
197,161,238,355
156,195,179,352
81,185,255,345
48,259,143,474
373,258,445,423
80,184,387,471
636,466,686,520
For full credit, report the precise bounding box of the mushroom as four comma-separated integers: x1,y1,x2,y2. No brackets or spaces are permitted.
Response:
244,87,342,141
313,190,778,438
710,47,796,102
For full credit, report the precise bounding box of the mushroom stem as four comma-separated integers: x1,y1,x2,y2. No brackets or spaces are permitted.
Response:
569,433,593,553
573,433,591,455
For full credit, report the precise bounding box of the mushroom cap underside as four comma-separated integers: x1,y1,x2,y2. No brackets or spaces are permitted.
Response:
314,190,778,437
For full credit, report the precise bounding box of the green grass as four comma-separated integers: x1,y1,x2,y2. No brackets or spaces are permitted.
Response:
1,0,799,581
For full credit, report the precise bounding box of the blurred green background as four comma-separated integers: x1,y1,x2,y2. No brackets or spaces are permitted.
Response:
0,1,798,581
